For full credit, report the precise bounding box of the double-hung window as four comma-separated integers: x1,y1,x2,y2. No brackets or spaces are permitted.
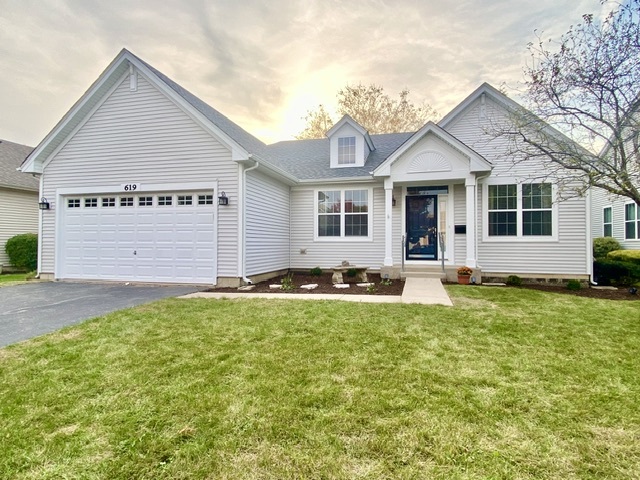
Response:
317,189,369,238
337,137,356,165
625,203,640,239
603,206,613,237
487,182,554,238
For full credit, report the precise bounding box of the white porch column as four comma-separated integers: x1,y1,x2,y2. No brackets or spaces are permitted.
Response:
465,176,478,268
384,178,394,266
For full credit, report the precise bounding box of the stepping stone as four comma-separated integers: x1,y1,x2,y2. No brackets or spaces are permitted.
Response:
333,284,350,289
269,284,283,289
300,284,318,290
357,283,375,287
237,285,255,291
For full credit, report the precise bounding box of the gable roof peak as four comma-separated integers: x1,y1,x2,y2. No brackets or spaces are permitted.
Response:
326,114,375,151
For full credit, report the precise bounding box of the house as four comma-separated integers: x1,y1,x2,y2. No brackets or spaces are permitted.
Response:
20,49,591,286
0,139,38,271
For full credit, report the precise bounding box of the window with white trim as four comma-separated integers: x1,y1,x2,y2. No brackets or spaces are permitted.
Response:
487,183,554,238
120,197,134,207
625,202,640,239
337,137,356,165
158,195,173,206
102,197,115,207
603,206,612,237
67,199,80,208
198,194,214,205
138,196,153,207
317,189,369,238
85,198,98,208
177,195,193,206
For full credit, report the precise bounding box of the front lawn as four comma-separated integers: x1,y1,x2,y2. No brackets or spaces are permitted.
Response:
1,287,638,479
0,272,29,286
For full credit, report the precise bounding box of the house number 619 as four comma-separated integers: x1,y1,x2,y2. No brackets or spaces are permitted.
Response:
122,183,140,191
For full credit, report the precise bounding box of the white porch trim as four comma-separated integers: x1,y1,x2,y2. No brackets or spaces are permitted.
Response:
465,176,478,268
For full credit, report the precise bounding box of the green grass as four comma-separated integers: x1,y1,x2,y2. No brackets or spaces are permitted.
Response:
1,287,639,479
0,272,30,286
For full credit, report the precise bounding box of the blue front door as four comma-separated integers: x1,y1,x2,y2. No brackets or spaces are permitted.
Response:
406,195,438,260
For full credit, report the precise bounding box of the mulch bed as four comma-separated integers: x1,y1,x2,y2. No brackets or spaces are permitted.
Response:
209,272,638,301
209,273,405,296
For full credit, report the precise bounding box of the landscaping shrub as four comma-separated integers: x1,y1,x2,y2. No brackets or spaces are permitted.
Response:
5,233,37,271
593,258,640,286
593,237,621,259
566,279,582,291
506,275,522,287
310,266,323,276
346,268,357,277
281,273,295,291
607,249,640,265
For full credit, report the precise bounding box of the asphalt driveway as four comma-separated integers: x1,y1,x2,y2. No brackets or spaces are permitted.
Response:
0,282,201,348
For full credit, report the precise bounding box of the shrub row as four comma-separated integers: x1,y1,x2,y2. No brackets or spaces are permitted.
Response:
593,259,640,286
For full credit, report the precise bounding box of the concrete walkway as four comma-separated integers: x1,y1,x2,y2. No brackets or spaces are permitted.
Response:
182,278,453,306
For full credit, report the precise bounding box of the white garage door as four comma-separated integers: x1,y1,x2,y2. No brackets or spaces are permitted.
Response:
60,191,216,284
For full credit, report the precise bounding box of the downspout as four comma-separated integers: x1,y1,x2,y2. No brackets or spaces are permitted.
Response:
240,159,259,284
586,187,597,285
36,173,44,278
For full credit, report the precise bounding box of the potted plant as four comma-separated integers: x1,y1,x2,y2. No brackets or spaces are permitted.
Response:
457,266,473,285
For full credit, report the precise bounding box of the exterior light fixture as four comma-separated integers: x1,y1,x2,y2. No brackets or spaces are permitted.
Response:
38,197,50,210
218,191,229,205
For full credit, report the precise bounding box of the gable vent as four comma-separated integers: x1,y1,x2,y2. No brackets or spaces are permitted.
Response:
408,151,451,173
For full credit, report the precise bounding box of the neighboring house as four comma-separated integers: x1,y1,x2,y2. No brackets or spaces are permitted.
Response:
20,49,591,285
591,191,640,251
0,139,38,270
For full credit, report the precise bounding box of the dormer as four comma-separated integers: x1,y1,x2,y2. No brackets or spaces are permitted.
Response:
326,114,375,168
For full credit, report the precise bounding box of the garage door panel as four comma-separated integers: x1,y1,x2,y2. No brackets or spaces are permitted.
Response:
60,190,216,284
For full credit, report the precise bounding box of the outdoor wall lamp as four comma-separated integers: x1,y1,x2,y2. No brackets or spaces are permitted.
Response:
38,197,50,210
218,191,229,205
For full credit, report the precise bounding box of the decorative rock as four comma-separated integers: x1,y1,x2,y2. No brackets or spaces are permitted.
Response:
333,283,350,289
269,284,283,289
483,282,506,286
592,286,617,290
237,285,255,291
357,283,375,287
300,284,318,290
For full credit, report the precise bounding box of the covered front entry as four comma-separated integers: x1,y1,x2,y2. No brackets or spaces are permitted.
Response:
406,195,438,260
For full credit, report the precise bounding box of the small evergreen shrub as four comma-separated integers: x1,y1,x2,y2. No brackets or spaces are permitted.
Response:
5,233,38,271
366,283,377,294
607,249,640,265
594,259,640,286
593,237,621,259
566,279,582,291
506,275,522,287
310,266,323,276
346,268,357,277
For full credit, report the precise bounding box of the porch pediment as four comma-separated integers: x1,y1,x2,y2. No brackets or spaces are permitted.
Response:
373,122,491,180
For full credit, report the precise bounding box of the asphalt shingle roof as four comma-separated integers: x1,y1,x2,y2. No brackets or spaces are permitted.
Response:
0,140,37,191
264,133,414,180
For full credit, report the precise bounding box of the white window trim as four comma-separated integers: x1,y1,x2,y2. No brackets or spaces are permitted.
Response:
314,187,373,242
482,180,559,242
624,201,639,240
603,205,613,237
337,136,356,165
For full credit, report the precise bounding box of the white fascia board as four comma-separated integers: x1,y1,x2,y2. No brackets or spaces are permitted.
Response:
297,176,375,185
20,49,133,174
235,156,299,185
326,114,368,138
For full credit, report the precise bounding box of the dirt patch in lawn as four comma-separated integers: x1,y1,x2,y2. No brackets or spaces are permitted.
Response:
209,273,405,296
514,283,639,301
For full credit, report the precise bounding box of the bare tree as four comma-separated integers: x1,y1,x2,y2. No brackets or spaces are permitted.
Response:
296,84,437,139
499,0,640,204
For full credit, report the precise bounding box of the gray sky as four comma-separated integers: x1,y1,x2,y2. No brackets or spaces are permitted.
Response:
0,0,609,147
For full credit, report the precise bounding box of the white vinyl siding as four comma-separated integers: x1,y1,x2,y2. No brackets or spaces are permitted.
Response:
291,184,385,270
245,170,290,276
0,188,39,268
591,187,640,250
445,96,588,274
40,73,239,278
453,184,467,262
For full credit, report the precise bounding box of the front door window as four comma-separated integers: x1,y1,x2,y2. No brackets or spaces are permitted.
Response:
406,195,438,260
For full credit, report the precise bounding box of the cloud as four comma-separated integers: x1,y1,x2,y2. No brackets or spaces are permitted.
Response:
0,0,604,145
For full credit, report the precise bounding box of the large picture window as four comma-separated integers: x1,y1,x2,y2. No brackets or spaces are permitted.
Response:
317,189,369,238
625,203,640,239
487,183,554,238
